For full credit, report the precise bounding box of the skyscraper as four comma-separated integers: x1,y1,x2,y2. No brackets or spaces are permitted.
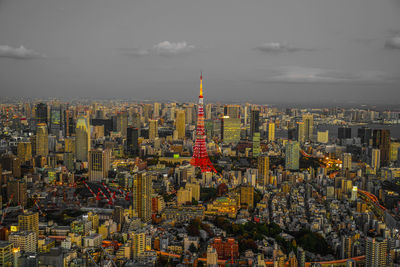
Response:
240,186,254,209
257,155,269,186
36,123,48,157
132,172,153,222
338,127,352,140
49,105,62,137
297,122,305,143
302,113,313,141
7,180,27,207
118,111,128,138
371,148,381,170
149,119,158,140
153,102,161,119
221,117,241,144
366,237,387,267
224,105,240,119
17,142,32,163
75,116,90,162
373,129,390,167
88,149,111,181
285,141,300,170
252,132,260,157
176,109,186,139
358,127,372,145
35,103,48,125
268,122,275,142
250,110,260,138
127,127,139,157
342,153,352,171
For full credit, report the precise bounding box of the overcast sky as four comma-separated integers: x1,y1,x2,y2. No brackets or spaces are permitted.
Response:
0,0,399,103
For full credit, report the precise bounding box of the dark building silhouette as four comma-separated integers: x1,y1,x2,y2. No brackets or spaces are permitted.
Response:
373,129,390,167
35,103,48,125
250,110,260,138
338,127,351,140
127,127,139,156
358,127,372,145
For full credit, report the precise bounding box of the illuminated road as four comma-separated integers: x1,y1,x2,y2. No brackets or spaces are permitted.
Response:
358,189,386,216
156,250,365,266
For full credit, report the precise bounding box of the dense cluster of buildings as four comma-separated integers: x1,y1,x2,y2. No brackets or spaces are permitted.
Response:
0,96,399,266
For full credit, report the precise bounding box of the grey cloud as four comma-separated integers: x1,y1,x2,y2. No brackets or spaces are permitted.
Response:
120,41,195,57
254,42,312,53
385,35,400,49
0,45,45,59
260,67,394,84
152,41,195,56
119,48,150,56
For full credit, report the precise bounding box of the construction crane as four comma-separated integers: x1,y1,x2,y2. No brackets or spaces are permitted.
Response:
86,250,99,267
1,194,14,224
100,246,118,267
33,198,45,216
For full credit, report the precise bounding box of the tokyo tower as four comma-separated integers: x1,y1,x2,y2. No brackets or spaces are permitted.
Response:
190,73,217,173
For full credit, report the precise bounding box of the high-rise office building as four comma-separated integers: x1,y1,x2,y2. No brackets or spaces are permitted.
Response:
127,127,139,157
252,132,260,157
149,119,158,140
118,112,128,138
18,212,39,236
17,142,32,163
240,186,254,209
35,103,48,125
268,122,275,142
390,142,400,162
132,172,153,222
88,149,111,181
153,102,160,119
371,149,381,170
302,114,313,141
131,113,141,129
317,130,329,143
221,117,241,144
257,155,269,186
75,116,90,162
143,104,152,123
49,106,62,137
285,141,300,170
7,180,27,207
205,104,212,120
36,123,48,157
224,105,240,119
176,109,186,139
358,127,372,145
338,127,352,140
342,153,352,171
250,110,260,138
366,237,387,267
297,122,305,143
373,129,390,167
341,236,352,259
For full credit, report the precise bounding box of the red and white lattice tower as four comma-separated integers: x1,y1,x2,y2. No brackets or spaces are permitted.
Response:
190,73,217,173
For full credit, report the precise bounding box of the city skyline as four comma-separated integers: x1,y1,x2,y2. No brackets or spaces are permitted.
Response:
0,0,399,103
